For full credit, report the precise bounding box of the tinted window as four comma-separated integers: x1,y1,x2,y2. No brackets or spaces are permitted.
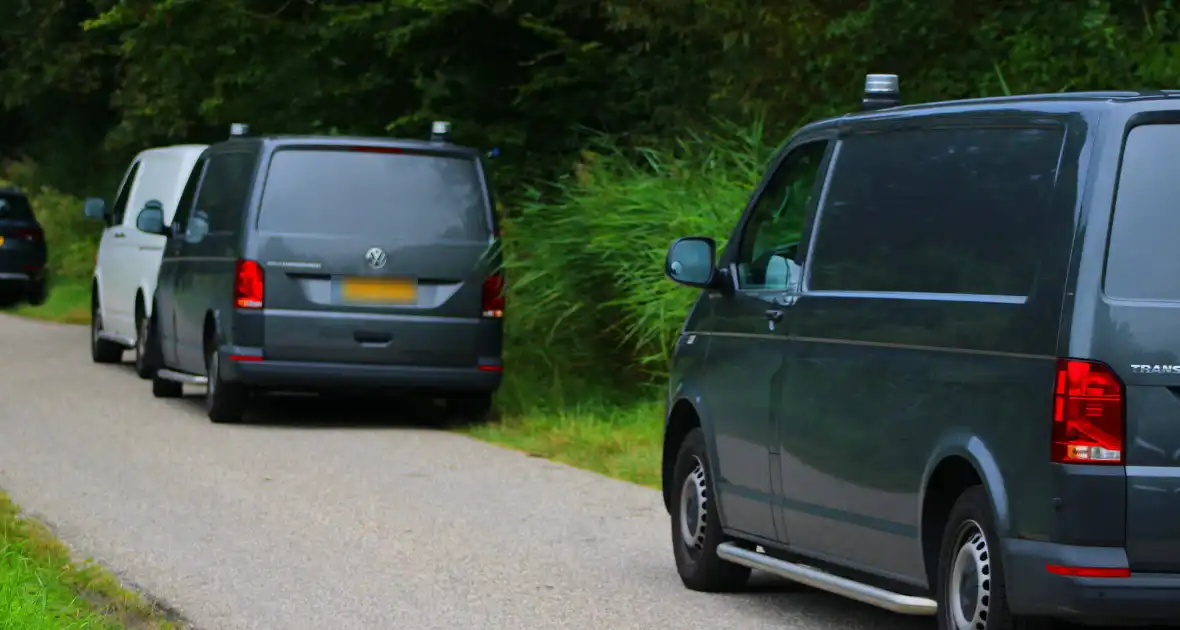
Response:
809,126,1064,296
735,141,827,291
1105,124,1180,301
173,157,207,234
193,152,254,233
257,149,489,240
111,162,141,226
0,194,33,221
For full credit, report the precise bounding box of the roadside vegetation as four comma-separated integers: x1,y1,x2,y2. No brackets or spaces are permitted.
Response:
0,491,180,629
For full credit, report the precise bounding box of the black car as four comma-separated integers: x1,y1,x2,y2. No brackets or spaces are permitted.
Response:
0,188,48,307
661,74,1180,629
133,122,504,424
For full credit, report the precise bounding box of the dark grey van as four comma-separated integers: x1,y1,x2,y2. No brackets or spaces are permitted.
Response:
661,75,1180,629
136,123,503,424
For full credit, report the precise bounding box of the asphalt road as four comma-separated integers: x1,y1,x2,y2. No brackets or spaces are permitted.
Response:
0,314,934,629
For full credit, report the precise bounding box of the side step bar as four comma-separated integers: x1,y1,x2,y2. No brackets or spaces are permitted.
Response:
156,369,208,386
715,543,937,616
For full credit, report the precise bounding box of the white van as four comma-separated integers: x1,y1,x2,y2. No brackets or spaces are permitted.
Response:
84,144,207,376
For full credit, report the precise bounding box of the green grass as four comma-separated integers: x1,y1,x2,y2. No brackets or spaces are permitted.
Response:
12,279,91,325
465,400,663,488
0,491,180,629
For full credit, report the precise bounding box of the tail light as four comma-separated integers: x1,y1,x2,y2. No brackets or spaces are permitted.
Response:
13,227,43,242
1052,358,1124,465
234,259,264,309
481,272,504,318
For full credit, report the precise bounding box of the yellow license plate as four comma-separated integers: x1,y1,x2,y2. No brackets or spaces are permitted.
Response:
341,277,417,304
0,236,5,247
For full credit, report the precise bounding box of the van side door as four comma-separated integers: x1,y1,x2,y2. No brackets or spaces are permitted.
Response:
99,160,143,339
157,155,208,370
704,137,831,543
776,122,1068,584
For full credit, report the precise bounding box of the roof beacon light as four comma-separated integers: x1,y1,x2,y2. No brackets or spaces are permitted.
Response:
862,73,901,112
229,123,251,138
431,121,452,143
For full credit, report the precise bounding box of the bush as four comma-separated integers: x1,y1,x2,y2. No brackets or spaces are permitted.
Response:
500,118,775,397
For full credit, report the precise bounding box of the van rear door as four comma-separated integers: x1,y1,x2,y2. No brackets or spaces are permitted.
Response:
254,145,496,368
1099,121,1180,573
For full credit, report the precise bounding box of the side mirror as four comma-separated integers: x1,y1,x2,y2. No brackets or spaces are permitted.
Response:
83,197,107,222
665,236,719,288
135,200,166,235
184,211,210,244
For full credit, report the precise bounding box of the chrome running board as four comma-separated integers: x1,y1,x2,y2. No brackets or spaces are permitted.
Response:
715,543,937,616
156,369,208,386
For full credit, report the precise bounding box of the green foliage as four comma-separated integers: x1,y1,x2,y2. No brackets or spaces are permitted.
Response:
503,119,773,385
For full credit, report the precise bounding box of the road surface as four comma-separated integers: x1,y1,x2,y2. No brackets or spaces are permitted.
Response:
0,314,935,630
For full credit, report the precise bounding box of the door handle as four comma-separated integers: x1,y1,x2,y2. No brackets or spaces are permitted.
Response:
112,232,126,239
765,309,784,322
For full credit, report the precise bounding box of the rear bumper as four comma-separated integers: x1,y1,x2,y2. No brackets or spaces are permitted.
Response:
1005,538,1180,624
221,350,502,394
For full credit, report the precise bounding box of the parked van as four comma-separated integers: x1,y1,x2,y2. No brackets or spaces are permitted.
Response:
137,123,503,424
84,144,208,376
661,75,1180,629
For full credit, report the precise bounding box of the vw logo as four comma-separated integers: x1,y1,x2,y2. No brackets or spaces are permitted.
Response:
364,247,387,269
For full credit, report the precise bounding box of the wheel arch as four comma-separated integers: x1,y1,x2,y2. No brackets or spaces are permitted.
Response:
918,435,1009,589
661,385,720,515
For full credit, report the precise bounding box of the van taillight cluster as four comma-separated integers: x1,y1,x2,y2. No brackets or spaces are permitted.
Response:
234,259,264,309
1052,358,1124,465
481,273,504,318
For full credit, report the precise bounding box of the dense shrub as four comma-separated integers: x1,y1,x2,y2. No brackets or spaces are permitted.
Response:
501,119,775,392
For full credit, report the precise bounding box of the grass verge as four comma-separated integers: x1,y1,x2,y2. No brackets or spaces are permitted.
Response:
464,400,662,488
0,491,181,629
10,279,90,325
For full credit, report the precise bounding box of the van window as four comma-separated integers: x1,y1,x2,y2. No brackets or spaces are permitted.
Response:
193,152,254,233
256,148,490,240
808,126,1064,296
0,194,33,220
111,161,141,226
1105,124,1180,302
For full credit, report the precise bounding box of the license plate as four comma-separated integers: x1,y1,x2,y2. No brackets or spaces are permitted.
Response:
340,277,417,304
0,236,5,247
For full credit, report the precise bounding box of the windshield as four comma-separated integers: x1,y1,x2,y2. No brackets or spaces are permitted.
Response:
1105,123,1180,301
256,148,490,240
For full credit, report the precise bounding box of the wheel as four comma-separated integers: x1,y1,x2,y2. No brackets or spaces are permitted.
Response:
936,487,1052,630
445,393,494,422
151,374,183,398
133,309,157,379
670,428,751,592
90,298,124,364
25,280,47,306
205,343,248,424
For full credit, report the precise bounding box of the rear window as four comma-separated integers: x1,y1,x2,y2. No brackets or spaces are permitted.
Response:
256,148,490,240
0,194,33,221
1105,124,1180,301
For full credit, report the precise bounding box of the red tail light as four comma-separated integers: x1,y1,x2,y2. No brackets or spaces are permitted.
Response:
1052,358,1124,465
13,227,42,242
481,272,504,318
234,259,264,309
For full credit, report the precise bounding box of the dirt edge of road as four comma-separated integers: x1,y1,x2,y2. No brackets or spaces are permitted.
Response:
1,489,192,629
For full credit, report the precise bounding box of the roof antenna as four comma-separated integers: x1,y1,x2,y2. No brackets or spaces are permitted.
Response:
229,123,251,138
430,121,452,143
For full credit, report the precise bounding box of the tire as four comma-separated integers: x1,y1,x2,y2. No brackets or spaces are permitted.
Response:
133,308,157,379
151,374,183,398
446,393,494,422
205,343,248,424
936,487,1053,630
25,280,47,306
670,428,751,592
90,298,124,364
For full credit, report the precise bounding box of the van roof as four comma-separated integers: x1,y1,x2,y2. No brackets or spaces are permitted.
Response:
805,89,1180,132
216,135,483,158
137,144,209,159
